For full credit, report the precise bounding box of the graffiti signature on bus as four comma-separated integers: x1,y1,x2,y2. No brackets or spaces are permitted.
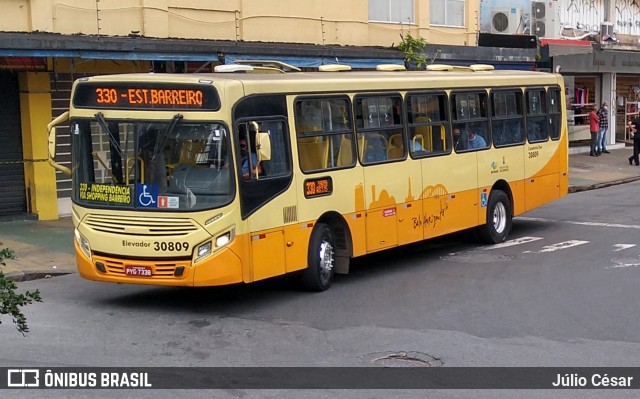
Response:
412,204,449,229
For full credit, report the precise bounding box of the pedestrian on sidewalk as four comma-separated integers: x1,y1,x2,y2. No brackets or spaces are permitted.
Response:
589,105,600,157
597,102,609,154
629,117,640,166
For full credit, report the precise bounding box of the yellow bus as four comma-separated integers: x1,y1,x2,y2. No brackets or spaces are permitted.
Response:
48,63,568,291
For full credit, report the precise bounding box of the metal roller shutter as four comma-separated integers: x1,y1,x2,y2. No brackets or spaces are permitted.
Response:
0,71,27,216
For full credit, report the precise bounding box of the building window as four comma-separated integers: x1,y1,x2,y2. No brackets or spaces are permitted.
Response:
369,0,414,24
429,0,465,27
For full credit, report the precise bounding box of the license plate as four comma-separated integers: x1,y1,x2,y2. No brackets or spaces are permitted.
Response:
125,265,152,277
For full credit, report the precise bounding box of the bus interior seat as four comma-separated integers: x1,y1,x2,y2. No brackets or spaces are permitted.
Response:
298,137,329,171
168,164,228,195
337,135,354,166
387,133,405,159
364,133,388,162
178,140,206,165
357,133,365,160
506,120,523,142
435,125,447,151
412,134,425,152
414,125,432,151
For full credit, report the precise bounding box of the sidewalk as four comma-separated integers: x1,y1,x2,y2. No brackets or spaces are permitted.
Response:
1,145,640,281
567,144,640,192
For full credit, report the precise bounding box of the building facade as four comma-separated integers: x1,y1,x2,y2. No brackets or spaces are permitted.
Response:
0,0,567,219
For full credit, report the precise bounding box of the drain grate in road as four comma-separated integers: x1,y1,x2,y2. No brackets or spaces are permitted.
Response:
370,351,444,367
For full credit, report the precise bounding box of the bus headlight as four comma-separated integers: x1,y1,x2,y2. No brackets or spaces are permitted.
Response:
215,232,231,247
196,241,212,261
195,228,235,263
74,229,92,260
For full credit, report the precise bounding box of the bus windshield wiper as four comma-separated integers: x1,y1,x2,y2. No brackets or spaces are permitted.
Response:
95,112,123,157
152,114,183,162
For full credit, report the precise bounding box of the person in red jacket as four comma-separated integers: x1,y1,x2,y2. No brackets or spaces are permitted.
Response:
589,105,600,157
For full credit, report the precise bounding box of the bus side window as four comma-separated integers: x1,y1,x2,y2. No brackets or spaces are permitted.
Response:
355,94,403,164
407,92,450,156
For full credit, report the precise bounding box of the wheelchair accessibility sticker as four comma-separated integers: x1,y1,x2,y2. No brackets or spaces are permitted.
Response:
480,192,487,208
136,184,158,208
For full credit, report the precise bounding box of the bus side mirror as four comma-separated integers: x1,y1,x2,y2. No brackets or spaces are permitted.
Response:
48,111,72,175
255,132,271,162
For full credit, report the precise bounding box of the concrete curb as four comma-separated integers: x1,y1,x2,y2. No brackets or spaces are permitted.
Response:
568,175,640,193
3,270,72,282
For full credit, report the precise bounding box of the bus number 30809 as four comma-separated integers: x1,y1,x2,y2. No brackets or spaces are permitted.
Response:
153,242,190,251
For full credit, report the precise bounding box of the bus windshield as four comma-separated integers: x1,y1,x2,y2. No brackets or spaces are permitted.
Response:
71,116,235,211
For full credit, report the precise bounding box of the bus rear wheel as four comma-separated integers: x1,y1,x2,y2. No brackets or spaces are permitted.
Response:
477,189,511,244
301,223,335,291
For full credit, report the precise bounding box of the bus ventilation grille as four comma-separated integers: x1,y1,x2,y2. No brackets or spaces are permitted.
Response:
283,205,298,224
84,215,198,237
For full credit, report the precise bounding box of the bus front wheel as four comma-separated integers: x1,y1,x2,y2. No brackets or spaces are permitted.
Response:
301,223,335,291
477,190,511,244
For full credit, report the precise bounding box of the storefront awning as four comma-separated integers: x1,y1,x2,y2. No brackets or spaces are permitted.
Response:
540,38,593,57
0,48,220,61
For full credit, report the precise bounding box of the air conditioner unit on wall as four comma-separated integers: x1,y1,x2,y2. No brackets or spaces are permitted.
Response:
531,1,562,38
491,7,523,34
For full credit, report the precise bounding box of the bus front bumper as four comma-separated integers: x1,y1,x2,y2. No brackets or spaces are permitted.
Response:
75,240,244,287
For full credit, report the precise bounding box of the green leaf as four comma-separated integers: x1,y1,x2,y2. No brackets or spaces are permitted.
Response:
0,246,43,336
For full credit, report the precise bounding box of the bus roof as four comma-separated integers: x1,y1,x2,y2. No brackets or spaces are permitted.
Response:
74,69,562,95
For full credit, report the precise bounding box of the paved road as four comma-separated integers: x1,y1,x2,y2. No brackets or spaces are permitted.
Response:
2,182,640,398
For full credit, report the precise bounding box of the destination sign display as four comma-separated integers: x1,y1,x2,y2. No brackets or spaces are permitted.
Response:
304,176,333,199
73,82,220,111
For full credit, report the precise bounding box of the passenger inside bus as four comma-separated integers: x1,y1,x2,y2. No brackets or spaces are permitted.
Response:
364,134,388,162
454,126,466,150
468,125,488,149
239,126,264,179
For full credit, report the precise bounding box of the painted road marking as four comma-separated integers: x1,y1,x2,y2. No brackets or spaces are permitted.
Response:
608,257,640,269
483,236,543,250
523,240,589,254
613,244,637,251
518,217,640,230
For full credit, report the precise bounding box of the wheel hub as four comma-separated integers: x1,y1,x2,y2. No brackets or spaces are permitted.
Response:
319,240,334,274
493,202,507,234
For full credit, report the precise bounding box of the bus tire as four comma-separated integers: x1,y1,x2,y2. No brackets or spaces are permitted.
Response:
301,223,335,291
477,189,511,244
